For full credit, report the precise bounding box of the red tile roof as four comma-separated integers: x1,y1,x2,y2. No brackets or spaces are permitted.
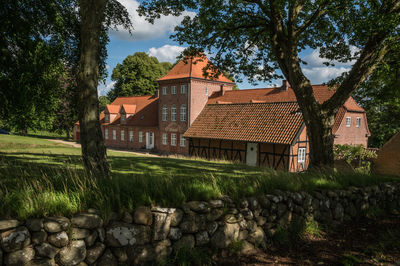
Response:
158,55,234,83
105,104,120,114
184,102,304,144
102,95,158,127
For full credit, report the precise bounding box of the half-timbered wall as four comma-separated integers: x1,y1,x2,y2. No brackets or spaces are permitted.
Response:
258,143,290,171
289,126,310,172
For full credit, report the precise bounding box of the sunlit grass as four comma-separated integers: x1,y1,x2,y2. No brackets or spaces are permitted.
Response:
0,134,398,219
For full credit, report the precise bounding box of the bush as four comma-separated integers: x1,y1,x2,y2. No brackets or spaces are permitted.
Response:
334,144,377,173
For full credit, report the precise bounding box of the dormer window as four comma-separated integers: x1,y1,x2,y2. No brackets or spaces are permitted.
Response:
105,114,110,122
121,114,126,122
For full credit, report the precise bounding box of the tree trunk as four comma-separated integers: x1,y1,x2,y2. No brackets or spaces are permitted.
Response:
77,0,110,179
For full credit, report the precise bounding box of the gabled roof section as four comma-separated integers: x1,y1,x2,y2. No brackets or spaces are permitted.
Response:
158,55,234,83
184,102,304,145
120,104,137,114
105,104,120,114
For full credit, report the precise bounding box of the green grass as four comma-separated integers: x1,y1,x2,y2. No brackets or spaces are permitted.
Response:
0,134,398,219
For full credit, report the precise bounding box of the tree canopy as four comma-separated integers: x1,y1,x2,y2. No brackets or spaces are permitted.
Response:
140,0,400,168
108,52,172,100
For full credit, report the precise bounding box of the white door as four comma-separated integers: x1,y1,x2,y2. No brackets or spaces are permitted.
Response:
146,132,154,149
246,143,258,166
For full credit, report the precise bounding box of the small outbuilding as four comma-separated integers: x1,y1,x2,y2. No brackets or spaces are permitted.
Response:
373,132,400,176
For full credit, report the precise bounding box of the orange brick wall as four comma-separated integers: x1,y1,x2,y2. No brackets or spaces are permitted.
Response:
334,111,369,146
289,126,309,172
102,125,159,150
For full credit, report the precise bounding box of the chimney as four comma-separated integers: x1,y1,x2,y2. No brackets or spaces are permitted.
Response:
220,84,228,96
281,80,290,91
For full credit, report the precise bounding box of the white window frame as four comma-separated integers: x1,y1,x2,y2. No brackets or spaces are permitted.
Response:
112,129,116,140
104,129,108,140
298,148,306,163
171,86,177,95
121,130,124,141
171,105,176,121
121,114,126,122
181,84,187,94
129,131,134,142
162,133,167,145
162,87,167,95
356,117,361,128
162,105,168,121
180,104,186,122
105,114,110,122
171,133,177,146
205,86,208,95
180,135,186,147
346,117,351,127
139,131,143,143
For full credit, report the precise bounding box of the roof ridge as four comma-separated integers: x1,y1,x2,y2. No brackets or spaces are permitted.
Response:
208,101,299,106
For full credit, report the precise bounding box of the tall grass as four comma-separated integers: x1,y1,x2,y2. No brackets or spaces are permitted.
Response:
0,154,398,220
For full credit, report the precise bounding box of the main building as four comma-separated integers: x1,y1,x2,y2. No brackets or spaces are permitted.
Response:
73,55,370,172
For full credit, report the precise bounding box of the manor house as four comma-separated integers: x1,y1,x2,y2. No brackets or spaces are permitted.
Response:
73,55,369,172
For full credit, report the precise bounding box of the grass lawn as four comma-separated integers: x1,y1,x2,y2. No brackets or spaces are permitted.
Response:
0,134,398,219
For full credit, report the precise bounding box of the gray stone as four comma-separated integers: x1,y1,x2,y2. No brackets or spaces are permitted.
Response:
240,241,254,254
35,243,59,259
179,215,199,233
224,214,239,224
168,227,182,241
133,206,153,225
241,209,254,220
44,217,70,233
208,199,224,208
210,223,240,249
333,203,344,221
85,242,105,264
97,228,105,242
87,208,101,215
173,235,195,250
5,246,35,266
151,207,176,214
97,249,117,266
121,212,133,224
71,228,90,240
26,218,43,232
247,226,265,245
106,222,151,247
206,221,218,236
32,230,47,245
84,230,98,247
153,212,171,241
71,214,103,229
256,216,267,226
130,240,172,265
1,226,30,252
258,196,271,208
277,203,287,217
239,199,249,209
0,220,20,231
206,208,224,221
195,231,209,246
111,247,128,263
26,258,56,266
187,201,210,213
170,209,184,227
345,203,357,218
48,231,69,248
238,230,248,240
58,240,86,266
248,197,260,210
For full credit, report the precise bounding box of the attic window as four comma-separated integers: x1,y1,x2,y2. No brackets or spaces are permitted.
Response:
121,114,126,121
105,114,110,122
141,115,144,120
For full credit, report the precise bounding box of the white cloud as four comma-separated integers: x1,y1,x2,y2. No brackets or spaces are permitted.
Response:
302,47,358,68
148,45,186,63
98,81,116,96
302,66,350,84
110,0,196,41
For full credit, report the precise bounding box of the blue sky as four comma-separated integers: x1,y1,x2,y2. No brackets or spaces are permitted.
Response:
98,0,355,96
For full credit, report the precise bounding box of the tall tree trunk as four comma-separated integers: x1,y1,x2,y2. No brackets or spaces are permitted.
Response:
77,0,110,179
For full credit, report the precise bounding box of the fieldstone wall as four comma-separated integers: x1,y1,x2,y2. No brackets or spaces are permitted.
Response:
0,182,399,265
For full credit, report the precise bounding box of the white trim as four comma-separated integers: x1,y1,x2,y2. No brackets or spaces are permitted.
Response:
181,84,187,94
121,130,124,141
162,87,167,95
139,131,143,142
162,133,167,145
180,135,186,147
162,105,168,121
129,131,134,142
180,104,186,121
298,148,306,163
356,117,361,128
346,117,351,127
112,129,116,140
171,133,177,146
171,86,177,95
171,105,176,121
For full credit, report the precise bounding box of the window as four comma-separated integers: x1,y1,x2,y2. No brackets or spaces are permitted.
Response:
346,117,351,127
129,131,134,142
121,114,126,122
171,105,176,121
162,105,168,121
112,130,116,140
181,85,187,94
180,135,186,147
104,129,108,140
139,131,143,142
205,86,208,95
105,114,110,122
162,87,167,95
356,117,361,128
298,148,306,163
171,133,177,146
171,86,177,95
121,130,124,141
162,133,167,145
180,104,186,121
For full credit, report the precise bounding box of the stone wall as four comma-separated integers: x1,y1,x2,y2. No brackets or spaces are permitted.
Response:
0,182,399,265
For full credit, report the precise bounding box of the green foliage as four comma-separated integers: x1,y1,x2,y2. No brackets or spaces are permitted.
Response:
98,96,111,113
165,247,215,266
334,144,377,173
0,135,398,219
108,52,172,100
